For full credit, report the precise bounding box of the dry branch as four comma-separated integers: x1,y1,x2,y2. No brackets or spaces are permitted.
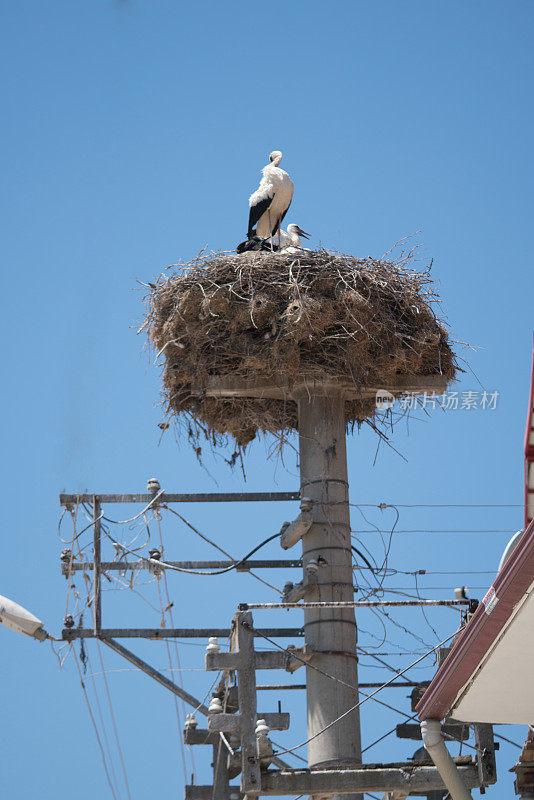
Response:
144,249,456,448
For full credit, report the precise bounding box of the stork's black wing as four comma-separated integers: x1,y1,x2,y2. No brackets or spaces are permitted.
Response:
271,206,290,237
247,196,273,238
236,236,280,254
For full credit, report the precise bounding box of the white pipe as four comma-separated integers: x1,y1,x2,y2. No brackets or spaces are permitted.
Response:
420,719,472,800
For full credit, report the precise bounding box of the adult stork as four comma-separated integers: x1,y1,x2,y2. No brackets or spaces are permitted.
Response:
247,151,294,247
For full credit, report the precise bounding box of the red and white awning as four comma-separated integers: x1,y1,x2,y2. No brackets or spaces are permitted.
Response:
416,520,534,724
416,346,534,725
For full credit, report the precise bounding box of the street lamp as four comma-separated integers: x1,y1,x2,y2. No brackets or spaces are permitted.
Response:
0,594,49,641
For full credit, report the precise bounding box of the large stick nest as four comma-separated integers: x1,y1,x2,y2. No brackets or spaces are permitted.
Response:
144,249,457,448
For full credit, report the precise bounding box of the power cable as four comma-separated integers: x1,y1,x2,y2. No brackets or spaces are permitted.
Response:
252,625,480,755
350,503,522,508
163,504,235,560
373,586,491,592
95,641,132,800
100,519,283,594
252,627,439,709
373,606,434,650
351,545,378,575
253,630,459,759
270,738,308,765
99,490,166,525
352,529,516,534
413,572,440,641
362,715,417,754
72,646,119,800
155,512,195,780
87,652,121,797
155,562,188,776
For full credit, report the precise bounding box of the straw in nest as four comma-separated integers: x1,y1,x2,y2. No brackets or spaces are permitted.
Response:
144,248,457,449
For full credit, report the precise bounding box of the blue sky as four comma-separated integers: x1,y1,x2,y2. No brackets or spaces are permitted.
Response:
1,1,533,798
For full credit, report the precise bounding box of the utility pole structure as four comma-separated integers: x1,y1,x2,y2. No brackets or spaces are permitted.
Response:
60,476,490,799
60,376,498,799
295,388,362,790
55,244,509,798
199,377,377,785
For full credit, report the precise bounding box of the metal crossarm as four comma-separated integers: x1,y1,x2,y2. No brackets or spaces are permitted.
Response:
60,491,300,505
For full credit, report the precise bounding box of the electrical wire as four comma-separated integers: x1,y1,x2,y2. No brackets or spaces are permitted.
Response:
106,572,162,613
351,545,377,574
100,518,283,594
350,504,401,603
84,667,209,677
252,629,436,717
352,529,516,534
253,626,480,756
155,511,194,780
362,715,417,754
413,572,440,641
99,490,166,525
354,566,497,575
103,498,286,594
373,606,434,650
163,504,235,560
72,645,119,800
155,564,189,776
60,494,514,787
86,651,121,798
254,631,459,759
350,503,522,508
95,641,133,800
371,586,491,592
270,738,308,765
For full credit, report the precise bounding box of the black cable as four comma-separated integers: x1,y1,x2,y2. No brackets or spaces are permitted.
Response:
351,545,376,574
164,530,283,576
101,524,283,578
164,505,284,574
239,531,285,566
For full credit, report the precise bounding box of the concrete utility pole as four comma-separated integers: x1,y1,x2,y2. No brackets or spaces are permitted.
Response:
63,370,479,799
295,387,362,797
184,376,368,791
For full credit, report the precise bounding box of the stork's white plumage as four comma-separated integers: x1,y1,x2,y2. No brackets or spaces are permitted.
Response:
247,151,294,241
235,223,310,255
277,223,311,251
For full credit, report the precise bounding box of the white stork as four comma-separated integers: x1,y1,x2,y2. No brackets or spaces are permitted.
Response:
236,224,310,255
277,223,311,252
247,151,294,246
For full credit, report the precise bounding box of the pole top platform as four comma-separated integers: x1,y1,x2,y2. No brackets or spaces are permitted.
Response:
194,373,448,400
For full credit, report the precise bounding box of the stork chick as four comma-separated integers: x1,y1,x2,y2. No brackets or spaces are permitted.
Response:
236,224,310,255
277,223,311,252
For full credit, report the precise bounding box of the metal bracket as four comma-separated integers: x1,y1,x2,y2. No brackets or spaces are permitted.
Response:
286,644,315,674
280,501,313,550
282,576,317,604
473,723,497,787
